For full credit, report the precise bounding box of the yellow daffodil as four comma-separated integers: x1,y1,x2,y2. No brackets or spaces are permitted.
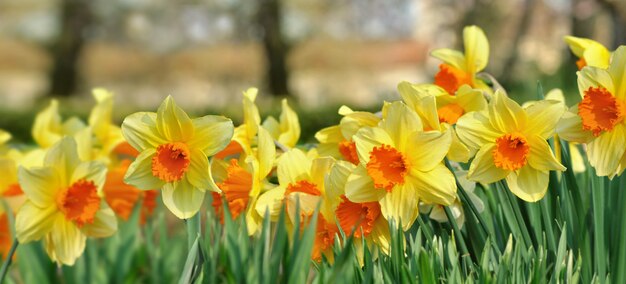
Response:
344,101,457,231
255,148,336,261
398,82,487,162
325,160,391,256
15,137,117,265
431,25,491,95
557,46,626,177
216,88,262,159
211,126,275,235
32,100,86,149
315,106,380,164
121,96,234,219
262,99,300,149
564,36,611,70
456,91,566,201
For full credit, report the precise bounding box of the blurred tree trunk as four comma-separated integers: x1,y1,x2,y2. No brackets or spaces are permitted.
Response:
257,0,291,97
48,0,92,97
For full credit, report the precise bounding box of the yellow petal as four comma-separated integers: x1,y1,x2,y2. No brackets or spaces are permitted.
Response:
564,36,595,57
242,88,261,139
489,90,526,133
467,143,510,184
345,165,386,203
257,126,276,179
18,166,60,207
524,99,566,139
379,181,419,231
261,116,280,142
352,127,394,165
455,111,500,150
32,100,62,148
456,85,488,112
446,126,472,163
186,149,211,191
15,201,58,242
578,67,614,98
370,217,391,255
121,112,165,152
380,101,422,152
255,186,286,220
409,163,457,206
277,148,311,185
583,44,611,69
88,88,114,140
44,214,86,266
81,203,117,238
71,161,108,192
556,106,594,143
463,25,489,73
188,115,234,156
278,99,300,148
124,148,165,190
315,125,343,144
588,123,626,177
406,130,451,171
310,156,334,191
609,46,626,100
527,135,566,172
505,166,549,202
325,160,354,210
156,96,194,142
161,179,205,219
430,48,467,70
62,117,87,136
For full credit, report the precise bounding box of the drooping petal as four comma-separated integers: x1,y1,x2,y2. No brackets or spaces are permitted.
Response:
609,46,626,100
81,203,117,238
527,135,566,172
188,115,234,156
32,100,62,148
15,202,59,243
505,166,549,202
156,96,195,142
124,148,165,190
277,148,311,186
455,111,500,150
121,112,165,152
352,127,394,165
406,130,451,172
345,165,386,203
524,100,566,139
161,179,205,219
587,123,626,177
18,167,60,207
409,163,457,206
44,215,86,266
380,101,422,152
556,107,594,143
430,48,466,70
277,99,300,148
467,144,510,184
379,181,419,231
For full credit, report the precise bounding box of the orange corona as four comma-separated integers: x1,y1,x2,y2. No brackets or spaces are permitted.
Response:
152,142,191,182
366,144,409,191
578,87,626,136
492,133,530,171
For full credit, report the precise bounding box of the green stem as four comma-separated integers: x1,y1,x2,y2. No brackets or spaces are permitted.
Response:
186,213,201,251
0,239,18,282
501,181,533,249
592,176,606,283
444,206,472,274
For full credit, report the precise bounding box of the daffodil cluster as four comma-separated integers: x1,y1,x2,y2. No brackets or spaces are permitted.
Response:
1,25,624,267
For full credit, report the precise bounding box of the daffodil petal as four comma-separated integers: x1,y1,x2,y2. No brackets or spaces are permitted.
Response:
467,144,509,184
379,181,419,231
525,100,566,139
556,106,594,143
409,163,457,206
489,91,526,133
18,166,60,207
32,100,62,148
430,48,466,70
277,148,311,186
588,123,626,177
121,112,165,152
188,115,234,156
380,101,422,152
156,96,194,142
161,179,205,219
609,46,626,100
81,203,117,237
315,125,343,144
124,148,165,190
527,135,566,172
44,215,86,266
71,161,107,192
578,67,614,97
447,126,472,163
44,137,81,186
406,130,451,171
463,25,489,73
310,156,334,190
278,99,300,147
186,149,211,191
255,186,286,220
505,166,549,202
456,111,500,150
257,127,276,179
15,202,58,242
345,164,386,203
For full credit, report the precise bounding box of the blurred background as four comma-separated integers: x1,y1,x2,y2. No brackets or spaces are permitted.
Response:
0,0,625,142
